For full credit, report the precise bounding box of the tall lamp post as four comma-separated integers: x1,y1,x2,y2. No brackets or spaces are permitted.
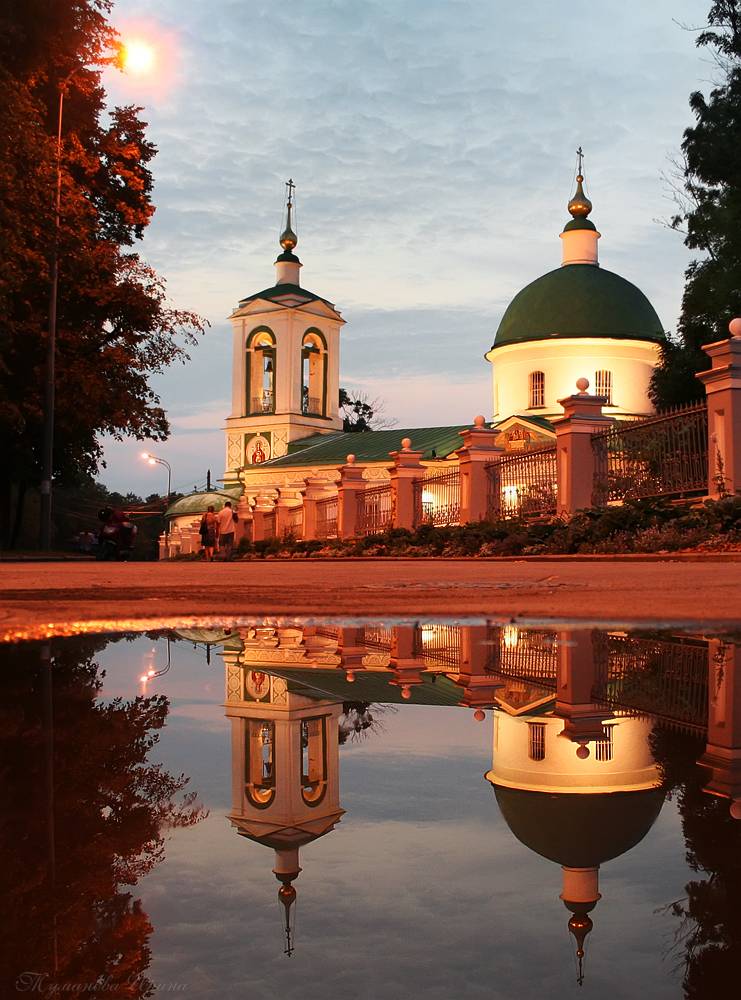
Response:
39,40,155,550
142,452,172,538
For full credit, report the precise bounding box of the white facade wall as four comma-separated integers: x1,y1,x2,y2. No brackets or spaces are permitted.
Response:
488,337,661,420
488,712,660,794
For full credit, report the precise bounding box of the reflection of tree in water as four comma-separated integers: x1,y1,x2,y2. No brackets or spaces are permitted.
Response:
0,637,207,997
650,727,741,999
338,702,396,745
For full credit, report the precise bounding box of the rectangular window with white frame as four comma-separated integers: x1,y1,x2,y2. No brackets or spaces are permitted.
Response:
529,371,545,408
595,370,613,405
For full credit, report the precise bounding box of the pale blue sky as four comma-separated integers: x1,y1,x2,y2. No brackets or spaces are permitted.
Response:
101,0,711,495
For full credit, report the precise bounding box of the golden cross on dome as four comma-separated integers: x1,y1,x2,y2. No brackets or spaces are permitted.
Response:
576,146,584,176
285,177,295,208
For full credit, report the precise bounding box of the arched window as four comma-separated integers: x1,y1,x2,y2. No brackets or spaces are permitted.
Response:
595,370,613,405
300,716,328,805
301,330,327,417
529,371,545,408
246,329,276,415
245,719,276,808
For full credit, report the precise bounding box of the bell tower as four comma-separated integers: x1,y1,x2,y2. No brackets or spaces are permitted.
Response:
223,180,345,484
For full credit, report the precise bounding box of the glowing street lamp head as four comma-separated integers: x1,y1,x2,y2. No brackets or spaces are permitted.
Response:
148,458,156,466
120,39,155,75
141,451,150,460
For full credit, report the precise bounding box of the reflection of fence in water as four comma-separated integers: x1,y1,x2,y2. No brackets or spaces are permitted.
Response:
363,625,394,651
316,496,338,539
486,627,710,733
413,468,461,527
592,633,709,733
591,401,708,505
358,483,393,536
413,625,462,670
486,446,558,520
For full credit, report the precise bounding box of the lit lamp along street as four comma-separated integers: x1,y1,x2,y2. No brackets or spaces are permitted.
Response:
142,452,172,538
39,40,156,550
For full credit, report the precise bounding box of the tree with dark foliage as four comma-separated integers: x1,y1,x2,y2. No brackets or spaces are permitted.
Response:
650,2,741,408
0,1,206,546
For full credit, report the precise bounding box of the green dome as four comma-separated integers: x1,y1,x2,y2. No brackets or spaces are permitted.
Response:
493,785,665,868
491,263,665,350
165,486,241,519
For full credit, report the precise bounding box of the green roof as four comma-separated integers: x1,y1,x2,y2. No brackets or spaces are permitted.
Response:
262,426,470,468
491,263,665,350
273,669,467,706
238,282,335,309
493,785,665,868
165,485,241,519
562,217,597,232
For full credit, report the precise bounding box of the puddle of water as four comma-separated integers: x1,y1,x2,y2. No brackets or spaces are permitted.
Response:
2,621,739,999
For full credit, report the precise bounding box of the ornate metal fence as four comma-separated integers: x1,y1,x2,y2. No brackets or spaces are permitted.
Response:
486,626,559,686
263,509,276,539
315,495,338,539
413,624,462,671
592,402,708,505
485,446,558,520
357,483,393,535
284,506,303,539
363,625,394,651
413,467,460,527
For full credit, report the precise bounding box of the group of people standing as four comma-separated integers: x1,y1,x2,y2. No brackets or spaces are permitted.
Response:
199,501,237,561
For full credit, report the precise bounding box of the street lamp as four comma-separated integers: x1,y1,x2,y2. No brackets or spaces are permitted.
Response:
39,40,155,550
142,452,172,538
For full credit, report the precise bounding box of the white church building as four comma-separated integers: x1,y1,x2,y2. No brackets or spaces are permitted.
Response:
165,163,667,530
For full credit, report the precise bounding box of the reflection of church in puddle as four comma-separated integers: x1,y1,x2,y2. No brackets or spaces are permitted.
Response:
182,624,740,976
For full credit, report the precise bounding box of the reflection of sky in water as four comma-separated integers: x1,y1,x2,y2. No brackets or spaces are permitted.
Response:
97,636,693,998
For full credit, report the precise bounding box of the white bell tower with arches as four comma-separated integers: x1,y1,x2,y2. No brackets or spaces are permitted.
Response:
223,180,344,484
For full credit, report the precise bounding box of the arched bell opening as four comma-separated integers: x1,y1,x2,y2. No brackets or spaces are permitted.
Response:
301,330,327,417
247,328,276,415
300,716,328,806
245,718,276,808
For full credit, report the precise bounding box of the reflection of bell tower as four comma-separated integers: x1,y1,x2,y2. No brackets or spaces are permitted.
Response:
487,628,665,984
224,662,345,955
223,180,344,482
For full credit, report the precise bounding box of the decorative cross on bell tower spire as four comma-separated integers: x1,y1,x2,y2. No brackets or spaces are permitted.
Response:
568,146,593,219
560,146,600,266
280,178,298,254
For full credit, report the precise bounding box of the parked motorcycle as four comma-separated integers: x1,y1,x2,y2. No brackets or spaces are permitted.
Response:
96,508,138,560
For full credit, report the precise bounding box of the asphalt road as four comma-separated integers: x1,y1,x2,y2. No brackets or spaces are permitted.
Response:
2,557,741,639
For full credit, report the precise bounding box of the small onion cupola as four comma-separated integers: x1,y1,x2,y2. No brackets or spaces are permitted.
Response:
275,178,302,286
560,147,601,267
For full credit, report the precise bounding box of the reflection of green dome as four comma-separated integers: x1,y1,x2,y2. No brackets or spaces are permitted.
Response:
491,264,665,350
493,785,665,868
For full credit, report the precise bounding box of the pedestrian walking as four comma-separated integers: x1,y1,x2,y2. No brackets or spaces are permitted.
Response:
200,505,218,561
217,500,237,559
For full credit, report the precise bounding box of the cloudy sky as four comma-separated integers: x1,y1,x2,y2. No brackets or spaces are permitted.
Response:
101,0,711,495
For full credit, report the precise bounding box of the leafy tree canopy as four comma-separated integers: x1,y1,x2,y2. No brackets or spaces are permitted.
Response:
0,0,206,544
650,1,741,408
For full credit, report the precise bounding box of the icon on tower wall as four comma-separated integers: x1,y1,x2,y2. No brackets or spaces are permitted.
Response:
245,432,272,465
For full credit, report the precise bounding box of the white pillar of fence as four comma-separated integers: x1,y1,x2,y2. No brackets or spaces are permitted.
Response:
696,319,741,496
389,438,425,531
457,415,504,523
235,493,252,546
552,379,614,516
338,454,366,539
251,492,276,542
302,477,329,540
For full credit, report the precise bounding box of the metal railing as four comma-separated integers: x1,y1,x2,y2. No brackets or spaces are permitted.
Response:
413,467,460,527
358,483,394,535
250,391,274,414
284,506,303,539
592,401,708,505
315,495,338,539
363,625,394,651
263,509,276,539
413,624,462,670
486,626,559,686
486,446,558,520
301,395,323,416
